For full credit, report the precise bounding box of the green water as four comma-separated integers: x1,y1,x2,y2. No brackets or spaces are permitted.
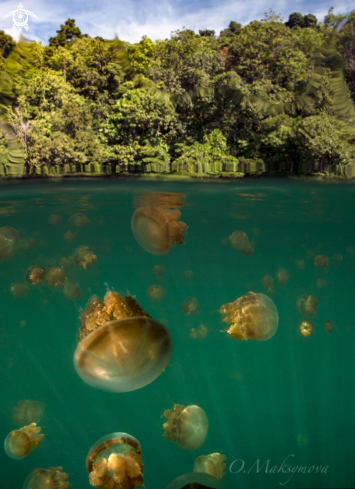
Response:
0,178,354,489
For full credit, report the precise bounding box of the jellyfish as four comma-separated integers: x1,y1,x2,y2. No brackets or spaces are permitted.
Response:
48,214,62,225
23,467,70,489
190,324,208,340
26,265,45,285
325,320,335,333
333,253,343,265
165,473,227,489
64,282,81,300
153,265,166,278
295,259,305,270
64,231,76,243
60,257,74,270
297,295,318,316
73,245,97,270
297,434,309,446
86,432,143,488
0,226,19,260
306,250,315,260
163,404,209,450
194,453,227,479
260,274,276,294
20,237,36,251
346,246,354,257
74,290,172,392
4,423,44,459
10,282,29,298
147,285,165,302
45,267,66,287
229,230,254,256
298,320,314,337
184,270,193,280
221,238,229,247
70,212,90,228
316,278,327,289
182,297,200,315
276,268,291,285
220,292,279,341
251,227,260,237
12,400,44,425
314,254,329,268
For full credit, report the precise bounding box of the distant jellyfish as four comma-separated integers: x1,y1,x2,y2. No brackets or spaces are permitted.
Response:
194,453,227,479
316,278,327,289
19,320,27,327
314,254,329,268
297,433,309,446
73,245,97,270
147,285,165,302
182,297,200,315
189,324,208,340
220,292,279,341
4,423,44,459
295,259,305,270
276,267,291,285
298,320,314,337
10,282,29,298
163,404,209,451
221,238,229,247
260,274,276,294
23,467,70,489
165,472,227,489
306,250,315,260
131,206,187,255
346,246,354,257
153,265,166,278
48,214,61,225
86,432,143,488
0,226,19,260
60,257,74,270
184,270,193,280
64,282,81,300
12,400,44,425
70,212,90,228
333,253,343,265
229,230,254,256
325,320,335,333
26,265,45,284
20,237,36,251
64,231,76,242
297,295,318,316
45,267,66,287
251,227,260,237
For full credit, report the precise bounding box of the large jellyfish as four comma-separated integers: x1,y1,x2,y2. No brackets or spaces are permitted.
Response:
4,423,44,459
23,467,70,489
74,290,172,392
220,292,279,341
0,226,19,260
163,404,209,451
194,453,227,479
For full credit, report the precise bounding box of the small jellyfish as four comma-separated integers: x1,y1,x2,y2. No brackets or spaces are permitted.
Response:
295,259,305,270
26,265,45,284
165,472,227,489
73,245,97,270
229,230,254,256
4,423,44,459
276,267,291,285
60,257,74,269
13,400,44,425
182,297,200,315
314,254,329,268
251,227,260,237
45,267,66,287
316,278,327,289
23,467,70,489
86,432,143,488
153,265,166,278
220,292,279,341
70,212,90,228
64,231,76,242
10,282,29,298
297,434,309,446
184,270,193,280
64,282,82,300
163,404,209,451
298,319,314,337
325,320,335,333
306,250,315,260
346,246,354,257
48,214,62,225
19,320,27,327
297,295,318,316
194,453,227,479
20,237,36,250
260,274,276,294
147,285,165,302
333,253,343,265
0,226,19,260
190,324,208,340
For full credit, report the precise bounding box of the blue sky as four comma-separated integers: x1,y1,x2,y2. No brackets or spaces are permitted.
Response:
0,0,354,45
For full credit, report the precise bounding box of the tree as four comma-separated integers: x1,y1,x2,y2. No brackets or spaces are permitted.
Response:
199,30,215,38
285,13,304,28
303,14,317,28
0,30,15,59
49,19,85,48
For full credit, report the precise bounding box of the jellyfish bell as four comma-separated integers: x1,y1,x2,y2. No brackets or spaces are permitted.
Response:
147,285,165,302
4,423,44,460
64,231,76,243
182,297,200,315
194,453,227,480
298,320,314,337
325,320,335,333
73,245,97,270
63,282,81,300
26,265,46,285
10,282,29,298
45,267,66,287
23,467,70,489
69,212,90,228
13,400,45,425
0,226,19,260
184,270,193,280
295,259,306,270
165,473,226,489
276,267,291,285
314,254,329,268
153,265,166,278
297,295,318,316
20,236,36,251
163,404,209,451
48,214,62,225
229,230,254,256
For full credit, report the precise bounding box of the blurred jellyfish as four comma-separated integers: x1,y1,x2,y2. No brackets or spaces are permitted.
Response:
220,292,279,341
20,237,36,251
73,245,97,270
45,267,66,287
297,295,318,316
10,282,29,298
189,324,208,341
153,265,166,278
48,214,62,225
4,423,44,459
298,320,314,337
182,297,200,315
251,227,260,237
147,285,165,302
86,432,143,488
64,282,81,300
221,238,229,247
184,270,193,280
165,472,226,489
229,230,254,256
60,257,74,270
26,265,45,285
0,226,19,260
23,467,70,489
13,400,45,425
19,320,27,327
316,278,327,289
297,434,309,446
64,231,76,243
194,453,227,479
314,255,329,268
325,320,335,333
260,274,276,294
70,213,90,228
306,250,315,260
333,253,343,265
346,246,354,257
74,290,172,392
276,268,291,285
163,404,209,450
295,259,305,270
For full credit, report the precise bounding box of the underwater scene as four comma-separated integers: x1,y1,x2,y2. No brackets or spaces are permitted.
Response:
0,178,354,489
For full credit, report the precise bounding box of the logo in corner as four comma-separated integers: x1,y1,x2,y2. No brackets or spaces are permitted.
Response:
3,3,38,31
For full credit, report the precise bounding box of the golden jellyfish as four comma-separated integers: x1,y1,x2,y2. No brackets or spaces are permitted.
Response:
4,423,44,459
10,282,29,298
229,230,254,256
165,473,227,489
333,253,343,265
182,297,200,315
297,295,318,316
64,282,82,300
86,432,143,488
20,236,36,250
23,467,70,489
306,250,315,260
190,324,208,340
298,319,314,337
260,274,276,294
295,259,306,270
316,278,327,289
184,270,193,280
48,214,62,225
64,231,76,242
276,267,291,285
325,320,335,333
45,267,66,287
0,226,19,260
60,256,74,269
26,265,45,285
74,290,172,392
12,400,44,425
69,212,90,228
19,320,27,327
194,453,227,480
73,245,97,270
346,246,354,257
147,285,165,302
314,254,329,268
220,292,279,341
163,404,209,451
153,265,166,278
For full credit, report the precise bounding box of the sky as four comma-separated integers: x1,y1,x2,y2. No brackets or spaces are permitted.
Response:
0,0,354,45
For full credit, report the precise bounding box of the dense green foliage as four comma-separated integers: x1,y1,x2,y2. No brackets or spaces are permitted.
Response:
2,9,355,177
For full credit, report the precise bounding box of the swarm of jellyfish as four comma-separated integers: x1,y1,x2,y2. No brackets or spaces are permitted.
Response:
26,265,46,284
23,467,70,489
0,226,19,260
45,267,66,287
229,230,254,256
298,320,314,337
4,423,44,459
297,295,318,316
73,245,98,270
70,213,90,228
163,404,209,451
194,453,227,479
182,297,200,315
